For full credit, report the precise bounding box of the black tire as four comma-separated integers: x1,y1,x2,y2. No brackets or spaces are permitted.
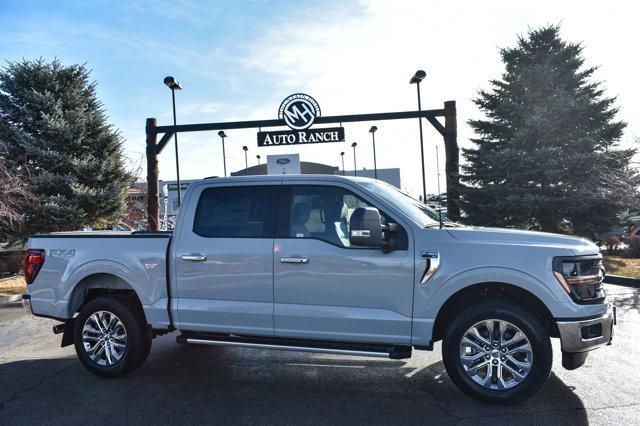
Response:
442,302,552,405
74,295,152,378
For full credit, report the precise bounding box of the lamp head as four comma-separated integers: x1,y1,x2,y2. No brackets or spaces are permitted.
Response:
340,152,344,156
410,69,426,84
163,76,182,90
351,142,357,148
218,130,227,138
242,146,248,151
369,126,378,133
256,155,261,159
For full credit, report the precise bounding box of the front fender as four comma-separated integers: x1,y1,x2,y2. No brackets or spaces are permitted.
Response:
422,266,564,319
410,266,569,346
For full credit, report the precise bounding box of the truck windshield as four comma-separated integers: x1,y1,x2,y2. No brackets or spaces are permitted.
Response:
360,180,454,228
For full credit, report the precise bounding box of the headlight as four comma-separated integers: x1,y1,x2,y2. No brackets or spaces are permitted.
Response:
553,256,605,304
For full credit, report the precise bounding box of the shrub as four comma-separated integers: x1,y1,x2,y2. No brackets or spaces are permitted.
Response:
606,236,621,255
0,251,24,276
626,237,640,258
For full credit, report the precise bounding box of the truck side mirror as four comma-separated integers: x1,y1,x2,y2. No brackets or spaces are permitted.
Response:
349,207,384,247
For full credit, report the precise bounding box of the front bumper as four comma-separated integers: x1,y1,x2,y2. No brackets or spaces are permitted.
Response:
557,304,615,353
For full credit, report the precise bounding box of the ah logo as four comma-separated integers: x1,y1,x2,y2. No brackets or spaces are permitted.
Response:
276,158,290,165
278,94,321,130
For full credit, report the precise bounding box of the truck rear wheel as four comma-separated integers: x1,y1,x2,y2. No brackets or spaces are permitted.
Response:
73,295,152,378
442,302,552,405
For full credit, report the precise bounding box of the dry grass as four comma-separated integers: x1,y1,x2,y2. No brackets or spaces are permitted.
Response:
604,256,640,279
0,275,26,297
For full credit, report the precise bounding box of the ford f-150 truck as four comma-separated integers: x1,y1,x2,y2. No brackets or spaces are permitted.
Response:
24,175,614,404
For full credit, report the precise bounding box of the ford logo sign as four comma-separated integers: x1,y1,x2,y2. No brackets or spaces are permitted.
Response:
276,158,290,165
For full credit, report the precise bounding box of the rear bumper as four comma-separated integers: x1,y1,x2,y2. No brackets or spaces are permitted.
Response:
22,293,68,322
557,304,615,353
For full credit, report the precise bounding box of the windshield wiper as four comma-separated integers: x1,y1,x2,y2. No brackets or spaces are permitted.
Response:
425,222,462,229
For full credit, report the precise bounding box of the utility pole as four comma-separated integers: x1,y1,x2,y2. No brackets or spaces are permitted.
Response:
444,100,459,221
145,118,159,231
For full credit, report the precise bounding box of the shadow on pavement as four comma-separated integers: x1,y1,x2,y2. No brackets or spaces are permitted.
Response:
607,286,640,312
0,342,588,425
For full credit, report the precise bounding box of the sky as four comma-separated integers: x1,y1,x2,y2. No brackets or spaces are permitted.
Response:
0,0,638,197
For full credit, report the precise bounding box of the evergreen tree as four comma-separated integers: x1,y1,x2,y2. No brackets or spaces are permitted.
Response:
462,26,639,237
0,58,130,238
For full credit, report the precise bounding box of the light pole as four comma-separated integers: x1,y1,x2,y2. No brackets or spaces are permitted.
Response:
351,142,358,177
242,146,248,175
436,144,443,228
410,69,427,203
218,131,227,177
340,152,345,175
256,154,261,166
369,125,378,179
164,76,183,206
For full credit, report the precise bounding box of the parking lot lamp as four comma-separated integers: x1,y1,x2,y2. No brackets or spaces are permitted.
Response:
410,69,427,203
243,146,248,175
164,76,183,206
351,142,358,177
218,131,227,177
340,152,345,175
369,126,378,179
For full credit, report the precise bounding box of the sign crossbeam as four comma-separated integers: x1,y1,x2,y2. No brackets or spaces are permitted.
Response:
145,100,458,232
150,108,448,154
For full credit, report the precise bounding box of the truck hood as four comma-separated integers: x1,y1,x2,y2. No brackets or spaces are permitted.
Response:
445,226,599,256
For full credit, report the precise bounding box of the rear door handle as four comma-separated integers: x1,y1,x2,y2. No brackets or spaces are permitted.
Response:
280,257,309,264
181,254,207,262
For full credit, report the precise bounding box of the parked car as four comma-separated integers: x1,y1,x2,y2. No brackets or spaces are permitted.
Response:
24,175,614,404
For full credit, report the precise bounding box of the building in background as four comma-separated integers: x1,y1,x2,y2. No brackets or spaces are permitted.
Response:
159,155,401,229
232,160,338,176
159,179,198,228
122,182,148,230
232,154,401,188
339,168,401,188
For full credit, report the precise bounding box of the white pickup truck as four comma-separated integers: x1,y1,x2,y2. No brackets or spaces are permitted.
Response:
24,175,614,404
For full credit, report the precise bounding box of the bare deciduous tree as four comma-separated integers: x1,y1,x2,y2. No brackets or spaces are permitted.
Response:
0,145,35,241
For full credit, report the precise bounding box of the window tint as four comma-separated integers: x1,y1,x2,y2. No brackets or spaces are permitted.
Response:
289,185,389,248
193,186,278,238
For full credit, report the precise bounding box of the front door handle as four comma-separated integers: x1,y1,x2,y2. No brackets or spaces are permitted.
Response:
280,257,309,264
181,254,207,262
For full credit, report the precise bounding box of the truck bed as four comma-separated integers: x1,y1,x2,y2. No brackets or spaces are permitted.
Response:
27,231,172,328
32,230,173,238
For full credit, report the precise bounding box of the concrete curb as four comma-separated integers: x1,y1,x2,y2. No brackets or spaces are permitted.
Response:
605,275,640,289
0,293,24,308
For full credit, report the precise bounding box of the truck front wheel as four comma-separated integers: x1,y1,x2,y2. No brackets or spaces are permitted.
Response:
442,302,552,405
73,295,152,378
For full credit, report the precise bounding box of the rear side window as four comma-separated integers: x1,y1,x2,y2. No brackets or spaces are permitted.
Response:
193,186,278,238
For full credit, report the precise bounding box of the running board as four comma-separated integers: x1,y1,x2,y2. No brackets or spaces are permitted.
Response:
176,333,412,359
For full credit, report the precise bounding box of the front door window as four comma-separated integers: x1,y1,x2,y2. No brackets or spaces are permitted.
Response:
289,185,389,248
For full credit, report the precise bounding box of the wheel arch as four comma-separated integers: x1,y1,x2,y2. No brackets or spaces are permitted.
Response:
68,272,146,323
432,282,558,343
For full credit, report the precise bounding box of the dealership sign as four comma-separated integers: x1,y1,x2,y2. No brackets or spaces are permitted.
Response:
258,127,345,146
257,94,345,146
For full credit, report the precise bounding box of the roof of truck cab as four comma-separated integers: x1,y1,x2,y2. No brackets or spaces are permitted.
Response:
200,174,377,184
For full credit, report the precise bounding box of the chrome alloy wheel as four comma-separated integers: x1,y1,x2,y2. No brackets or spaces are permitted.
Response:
459,319,533,390
82,310,127,366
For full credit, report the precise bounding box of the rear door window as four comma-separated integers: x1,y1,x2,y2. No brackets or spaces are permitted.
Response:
193,186,279,238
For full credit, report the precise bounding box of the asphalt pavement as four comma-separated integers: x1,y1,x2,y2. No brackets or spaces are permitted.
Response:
1,284,638,425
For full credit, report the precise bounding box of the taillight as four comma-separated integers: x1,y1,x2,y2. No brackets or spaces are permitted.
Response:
25,249,45,284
